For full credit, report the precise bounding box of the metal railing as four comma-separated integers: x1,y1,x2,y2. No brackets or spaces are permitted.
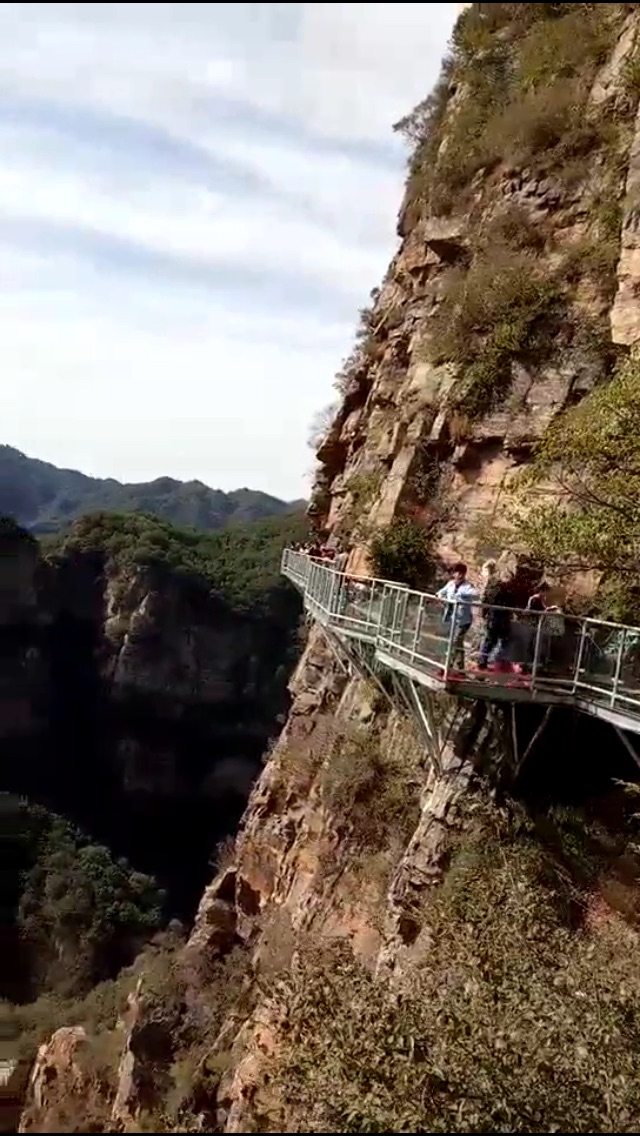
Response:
282,548,640,726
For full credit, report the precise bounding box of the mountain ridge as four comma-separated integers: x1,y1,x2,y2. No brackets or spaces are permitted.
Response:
0,443,305,534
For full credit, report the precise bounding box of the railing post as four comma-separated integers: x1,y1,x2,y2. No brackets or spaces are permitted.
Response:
444,601,457,678
397,587,409,646
530,612,544,689
373,583,384,640
319,563,326,612
377,585,392,648
571,620,588,694
611,630,626,709
365,579,375,629
412,595,424,664
327,567,338,620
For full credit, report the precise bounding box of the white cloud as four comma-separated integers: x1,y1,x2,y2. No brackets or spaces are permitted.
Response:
0,2,456,501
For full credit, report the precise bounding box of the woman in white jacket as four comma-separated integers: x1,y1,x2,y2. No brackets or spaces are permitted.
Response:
437,562,479,671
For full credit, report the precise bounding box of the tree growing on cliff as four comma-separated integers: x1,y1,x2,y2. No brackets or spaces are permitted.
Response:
369,517,435,590
508,353,640,617
18,805,165,996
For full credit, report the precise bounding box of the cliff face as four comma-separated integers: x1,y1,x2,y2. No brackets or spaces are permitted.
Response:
2,524,300,935
19,6,640,1133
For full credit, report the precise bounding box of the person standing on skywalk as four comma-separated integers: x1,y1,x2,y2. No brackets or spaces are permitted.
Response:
438,562,479,672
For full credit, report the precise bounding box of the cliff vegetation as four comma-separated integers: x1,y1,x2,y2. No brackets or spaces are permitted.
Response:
41,507,309,613
13,3,640,1133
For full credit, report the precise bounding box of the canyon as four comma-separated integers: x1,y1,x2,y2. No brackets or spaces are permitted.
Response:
11,4,640,1133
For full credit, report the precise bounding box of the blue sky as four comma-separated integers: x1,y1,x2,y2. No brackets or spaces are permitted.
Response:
0,2,456,500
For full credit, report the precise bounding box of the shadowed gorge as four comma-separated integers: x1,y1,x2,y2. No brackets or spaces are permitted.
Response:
1,510,306,1009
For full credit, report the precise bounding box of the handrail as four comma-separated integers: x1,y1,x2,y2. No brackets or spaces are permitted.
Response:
281,547,640,726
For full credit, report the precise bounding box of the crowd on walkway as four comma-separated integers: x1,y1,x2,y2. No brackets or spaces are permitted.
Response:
291,539,578,678
290,539,349,571
436,559,569,675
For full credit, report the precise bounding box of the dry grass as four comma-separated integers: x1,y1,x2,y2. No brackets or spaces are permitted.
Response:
269,801,640,1133
429,245,563,417
319,724,421,854
405,4,628,218
210,834,236,875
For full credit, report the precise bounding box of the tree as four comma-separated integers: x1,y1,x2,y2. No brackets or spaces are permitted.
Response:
18,813,165,995
508,353,640,617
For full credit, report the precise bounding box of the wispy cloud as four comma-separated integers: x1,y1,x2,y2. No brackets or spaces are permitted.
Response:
0,2,455,499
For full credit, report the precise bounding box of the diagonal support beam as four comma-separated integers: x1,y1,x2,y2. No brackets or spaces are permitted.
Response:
613,724,640,772
401,675,443,777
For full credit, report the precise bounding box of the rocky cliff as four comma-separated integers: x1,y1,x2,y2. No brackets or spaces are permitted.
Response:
2,513,302,1010
18,5,640,1133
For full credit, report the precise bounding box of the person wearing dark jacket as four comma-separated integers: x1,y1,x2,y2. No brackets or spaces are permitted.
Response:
478,560,512,670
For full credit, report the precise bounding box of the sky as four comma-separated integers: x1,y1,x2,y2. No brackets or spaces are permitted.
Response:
0,3,457,501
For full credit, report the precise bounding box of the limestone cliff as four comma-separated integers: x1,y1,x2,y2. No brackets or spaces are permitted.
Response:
18,5,640,1133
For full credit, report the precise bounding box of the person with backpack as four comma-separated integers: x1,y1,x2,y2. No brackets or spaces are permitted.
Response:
477,559,513,670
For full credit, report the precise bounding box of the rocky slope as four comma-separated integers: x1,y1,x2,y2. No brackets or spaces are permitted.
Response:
18,5,640,1132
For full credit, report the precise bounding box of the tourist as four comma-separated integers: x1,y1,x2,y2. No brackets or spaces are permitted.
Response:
437,562,479,671
524,581,560,670
478,559,512,670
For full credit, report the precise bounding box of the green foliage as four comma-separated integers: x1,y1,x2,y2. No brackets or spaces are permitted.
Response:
339,469,383,540
559,233,620,297
0,444,300,535
515,5,614,91
270,803,640,1133
43,507,308,613
346,469,382,510
401,4,628,218
319,726,421,852
368,517,434,589
17,803,165,996
508,353,640,618
430,247,563,417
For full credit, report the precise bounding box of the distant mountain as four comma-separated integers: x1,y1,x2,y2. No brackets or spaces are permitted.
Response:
0,445,305,534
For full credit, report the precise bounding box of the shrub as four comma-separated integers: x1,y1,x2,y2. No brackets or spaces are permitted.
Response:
15,805,165,998
482,204,547,252
368,517,434,589
401,3,627,217
319,725,421,852
270,803,640,1133
339,469,383,541
515,5,613,92
506,352,640,618
45,507,309,614
430,247,563,417
345,469,382,511
307,403,339,451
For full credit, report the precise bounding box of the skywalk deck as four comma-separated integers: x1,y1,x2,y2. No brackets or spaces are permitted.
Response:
282,549,640,738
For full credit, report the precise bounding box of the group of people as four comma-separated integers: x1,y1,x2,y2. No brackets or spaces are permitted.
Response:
291,540,349,571
292,541,567,676
437,559,565,674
